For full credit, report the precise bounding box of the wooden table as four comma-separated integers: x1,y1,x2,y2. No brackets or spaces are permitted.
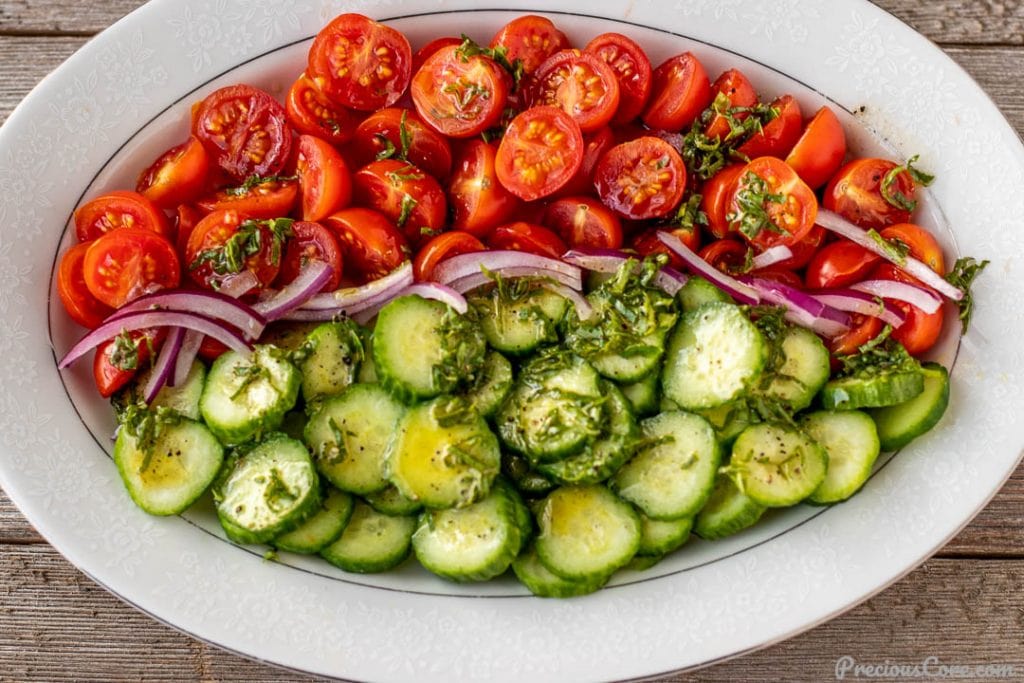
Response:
2,2,1023,680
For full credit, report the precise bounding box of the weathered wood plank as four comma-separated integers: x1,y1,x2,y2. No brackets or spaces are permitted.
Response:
0,0,143,35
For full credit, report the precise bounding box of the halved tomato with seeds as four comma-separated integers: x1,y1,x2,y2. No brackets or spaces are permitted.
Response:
296,135,352,223
413,231,486,281
489,15,570,76
703,69,757,141
726,156,817,250
196,177,299,219
74,190,170,243
593,136,686,220
448,140,520,237
135,136,210,209
276,221,344,292
495,106,583,201
642,52,711,131
83,228,180,308
57,242,114,329
411,45,510,139
529,49,620,133
585,32,652,125
285,72,361,146
184,211,284,291
351,108,453,180
352,159,447,246
322,207,410,283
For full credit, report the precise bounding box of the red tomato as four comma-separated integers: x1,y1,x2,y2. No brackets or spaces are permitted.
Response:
488,222,567,259
699,239,748,273
824,157,917,229
726,156,817,250
57,242,114,329
174,204,203,260
351,108,453,180
322,208,410,283
704,69,757,141
276,221,344,292
555,126,615,197
889,299,943,356
632,226,700,268
307,13,412,111
93,328,166,398
804,239,882,289
74,190,170,243
135,136,210,209
413,37,463,73
285,73,361,146
296,135,352,222
642,52,712,131
352,159,447,246
585,32,652,125
185,210,282,291
543,196,623,249
786,106,847,190
198,336,230,363
496,106,584,201
594,137,687,220
529,49,621,133
191,84,292,181
489,15,570,76
828,314,884,357
448,140,519,237
879,223,945,274
83,228,181,308
411,45,510,138
701,163,746,239
196,178,299,219
774,223,825,271
751,267,803,289
413,231,486,281
737,95,803,159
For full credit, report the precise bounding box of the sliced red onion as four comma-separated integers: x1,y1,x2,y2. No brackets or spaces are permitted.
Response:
254,261,334,321
751,245,793,270
217,270,260,298
810,289,907,328
173,331,204,386
656,266,689,296
143,327,184,402
656,231,760,305
302,261,413,313
540,281,595,322
444,267,582,294
561,247,688,295
106,290,266,340
59,310,251,369
815,209,963,301
740,276,851,338
850,279,942,314
433,250,582,288
347,283,466,324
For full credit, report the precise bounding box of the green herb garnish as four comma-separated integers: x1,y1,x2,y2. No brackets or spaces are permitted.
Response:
189,217,293,275
224,174,296,197
945,256,989,333
880,154,934,212
726,171,787,240
455,35,525,85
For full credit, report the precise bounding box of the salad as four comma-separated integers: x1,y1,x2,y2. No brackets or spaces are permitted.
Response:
54,12,987,597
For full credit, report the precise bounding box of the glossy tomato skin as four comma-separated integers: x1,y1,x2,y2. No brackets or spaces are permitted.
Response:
83,228,181,308
413,231,486,281
196,178,299,219
307,13,412,111
585,32,652,125
352,159,447,246
774,223,825,271
642,52,712,132
594,136,687,220
297,135,353,223
411,45,510,139
632,226,700,268
174,204,203,261
322,207,410,283
879,223,945,274
543,196,623,249
93,328,166,398
197,336,230,363
285,73,361,146
529,49,621,133
136,136,210,209
191,84,292,181
57,242,114,329
496,106,584,201
726,156,817,250
276,221,344,292
554,126,615,198
785,106,847,190
490,15,570,76
448,140,519,237
351,108,453,180
750,267,803,289
488,222,567,259
703,69,757,141
824,157,916,229
804,239,882,289
828,314,884,357
701,163,746,239
412,36,463,73
74,190,170,243
889,299,943,357
185,210,281,291
699,238,748,273
736,95,803,159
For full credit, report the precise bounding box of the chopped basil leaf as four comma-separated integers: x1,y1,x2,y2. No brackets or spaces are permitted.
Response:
945,256,989,333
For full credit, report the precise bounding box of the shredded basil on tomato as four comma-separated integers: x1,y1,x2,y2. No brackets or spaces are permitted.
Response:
189,218,293,276
224,174,296,197
880,154,934,212
866,228,910,265
454,34,525,86
385,164,425,185
726,171,787,240
396,193,418,228
375,110,413,162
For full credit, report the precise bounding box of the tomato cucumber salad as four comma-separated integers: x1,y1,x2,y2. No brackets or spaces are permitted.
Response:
54,13,987,597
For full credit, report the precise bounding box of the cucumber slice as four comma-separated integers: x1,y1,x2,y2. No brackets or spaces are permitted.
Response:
502,452,556,497
801,410,881,504
611,410,719,520
820,370,924,410
141,360,206,421
618,370,660,417
113,418,223,516
387,396,501,509
470,285,566,355
638,515,692,556
320,501,416,573
512,545,607,598
693,472,765,540
460,350,513,419
869,362,950,451
259,321,320,352
214,434,321,545
725,422,828,507
373,295,487,402
535,485,640,582
298,320,364,405
273,487,354,554
696,400,751,447
677,275,731,312
364,484,423,516
626,554,664,571
758,325,830,411
199,346,300,445
662,303,766,410
412,484,522,582
304,384,405,495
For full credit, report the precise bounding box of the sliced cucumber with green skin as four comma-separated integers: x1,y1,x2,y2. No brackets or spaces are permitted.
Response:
697,401,751,447
801,410,881,504
612,410,719,520
502,453,556,497
506,483,533,548
677,275,731,312
298,320,363,405
460,350,513,419
364,484,423,516
662,303,766,410
412,484,522,582
214,434,321,544
820,370,924,410
535,485,641,582
200,346,300,445
757,325,830,411
869,362,950,452
512,545,607,598
693,472,765,540
304,383,404,495
273,486,354,554
625,554,664,571
619,370,660,417
638,515,692,557
357,342,378,383
259,321,321,352
387,396,501,509
141,361,206,421
113,418,223,516
320,500,416,573
470,285,567,355
725,422,828,507
373,295,487,402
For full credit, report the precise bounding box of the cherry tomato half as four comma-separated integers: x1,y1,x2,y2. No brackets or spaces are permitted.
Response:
585,32,652,125
773,223,825,271
642,52,711,132
632,226,700,268
276,221,344,292
351,108,453,180
488,222,567,259
57,242,114,329
185,210,281,291
889,298,944,357
555,126,616,198
196,178,299,219
704,69,757,141
490,15,570,76
736,95,803,159
135,136,210,209
285,72,361,146
353,159,447,246
828,313,884,357
83,228,181,308
726,156,817,250
785,106,847,190
412,36,463,74
413,231,486,281
448,140,519,237
322,207,410,283
543,196,623,249
496,106,584,201
804,239,881,289
74,190,170,243
411,45,510,139
174,204,203,261
297,135,353,223
93,328,166,398
824,157,917,229
879,223,945,274
701,163,746,239
594,136,687,220
529,49,620,133
699,238,748,273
